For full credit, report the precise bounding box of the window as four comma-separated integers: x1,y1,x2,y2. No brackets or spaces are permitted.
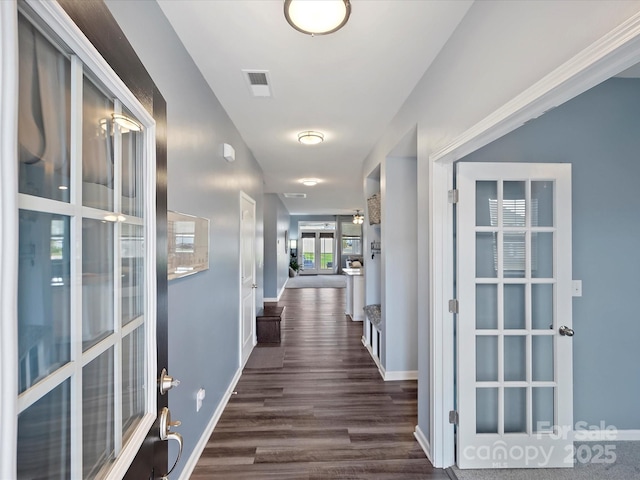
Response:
341,222,362,255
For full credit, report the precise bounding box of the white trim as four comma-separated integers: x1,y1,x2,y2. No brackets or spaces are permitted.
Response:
428,11,640,471
383,370,418,381
414,426,433,464
263,279,287,303
361,346,417,381
177,367,244,480
363,341,384,379
431,12,640,165
0,7,19,480
573,429,640,442
428,160,455,469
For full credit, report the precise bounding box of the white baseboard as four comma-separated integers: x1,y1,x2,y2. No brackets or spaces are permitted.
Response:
383,369,418,381
574,429,640,442
177,367,243,480
264,281,287,303
362,336,417,381
414,425,433,464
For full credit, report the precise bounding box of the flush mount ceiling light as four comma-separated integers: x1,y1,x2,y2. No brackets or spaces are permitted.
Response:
284,0,351,36
352,209,364,225
301,178,319,186
298,131,324,145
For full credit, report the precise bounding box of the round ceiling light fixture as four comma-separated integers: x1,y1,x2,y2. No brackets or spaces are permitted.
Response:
301,178,319,186
297,131,324,145
284,0,351,36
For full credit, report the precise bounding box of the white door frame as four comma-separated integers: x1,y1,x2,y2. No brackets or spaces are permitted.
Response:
427,12,640,468
0,2,19,477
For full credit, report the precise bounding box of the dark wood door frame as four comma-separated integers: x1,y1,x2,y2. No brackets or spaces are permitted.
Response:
56,1,168,478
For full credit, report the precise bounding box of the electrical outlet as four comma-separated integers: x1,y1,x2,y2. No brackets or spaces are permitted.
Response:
196,388,205,412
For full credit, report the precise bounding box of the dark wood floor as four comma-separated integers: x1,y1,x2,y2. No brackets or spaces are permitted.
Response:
190,287,448,479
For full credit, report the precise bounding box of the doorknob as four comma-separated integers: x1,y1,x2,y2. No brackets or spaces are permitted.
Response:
159,368,180,395
159,407,183,478
252,283,257,289
559,325,574,336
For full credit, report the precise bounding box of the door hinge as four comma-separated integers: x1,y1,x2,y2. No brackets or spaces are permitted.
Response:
449,410,459,425
448,189,459,204
448,299,459,314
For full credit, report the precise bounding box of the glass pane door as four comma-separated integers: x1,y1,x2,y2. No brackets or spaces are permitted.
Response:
457,162,573,469
16,9,154,479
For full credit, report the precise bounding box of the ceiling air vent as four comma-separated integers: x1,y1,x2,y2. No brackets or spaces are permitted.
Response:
283,193,307,199
243,69,272,97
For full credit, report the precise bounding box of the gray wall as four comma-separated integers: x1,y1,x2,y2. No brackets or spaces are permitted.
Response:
380,156,418,374
460,77,640,429
264,194,290,300
105,1,264,477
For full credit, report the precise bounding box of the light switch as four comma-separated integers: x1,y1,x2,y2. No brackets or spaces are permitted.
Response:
572,280,582,297
196,388,206,412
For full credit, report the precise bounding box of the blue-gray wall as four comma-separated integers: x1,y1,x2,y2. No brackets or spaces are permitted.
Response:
105,2,264,477
460,77,640,429
264,194,290,299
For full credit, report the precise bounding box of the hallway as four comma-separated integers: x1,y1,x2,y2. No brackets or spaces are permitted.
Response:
190,287,447,479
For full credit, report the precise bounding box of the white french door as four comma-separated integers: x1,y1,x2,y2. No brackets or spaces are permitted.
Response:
456,162,573,469
300,231,335,275
3,2,157,478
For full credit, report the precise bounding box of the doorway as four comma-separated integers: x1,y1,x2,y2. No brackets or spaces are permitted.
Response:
298,222,336,275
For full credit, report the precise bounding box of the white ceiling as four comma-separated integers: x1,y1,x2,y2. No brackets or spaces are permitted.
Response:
158,0,473,215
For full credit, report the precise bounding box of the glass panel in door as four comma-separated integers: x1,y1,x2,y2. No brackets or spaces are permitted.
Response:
319,232,334,272
300,232,316,273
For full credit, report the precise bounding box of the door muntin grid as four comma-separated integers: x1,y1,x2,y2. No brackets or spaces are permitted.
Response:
16,6,154,479
474,179,557,436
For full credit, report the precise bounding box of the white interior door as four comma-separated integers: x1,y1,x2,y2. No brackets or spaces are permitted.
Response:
240,192,256,366
456,162,573,469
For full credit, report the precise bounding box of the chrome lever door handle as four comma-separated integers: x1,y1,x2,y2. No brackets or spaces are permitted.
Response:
559,325,574,337
159,407,183,478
